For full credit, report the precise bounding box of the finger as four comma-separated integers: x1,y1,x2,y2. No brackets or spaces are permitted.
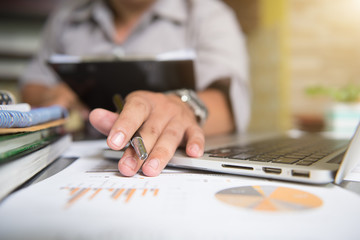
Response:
117,107,173,177
107,94,151,150
136,104,176,156
89,108,118,135
184,125,205,157
142,121,185,177
118,147,145,177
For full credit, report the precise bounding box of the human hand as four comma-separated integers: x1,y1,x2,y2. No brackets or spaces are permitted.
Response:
89,90,205,177
43,83,89,119
44,83,75,107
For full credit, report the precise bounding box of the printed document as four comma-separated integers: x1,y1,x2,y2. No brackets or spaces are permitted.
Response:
0,144,360,239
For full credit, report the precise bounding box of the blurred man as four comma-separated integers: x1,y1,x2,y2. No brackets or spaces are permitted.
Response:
20,0,250,176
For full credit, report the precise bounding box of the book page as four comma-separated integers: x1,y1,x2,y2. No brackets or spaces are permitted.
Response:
0,145,360,239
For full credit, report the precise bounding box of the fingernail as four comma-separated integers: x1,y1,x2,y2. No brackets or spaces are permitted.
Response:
189,144,200,156
121,156,137,171
146,158,159,170
110,131,125,148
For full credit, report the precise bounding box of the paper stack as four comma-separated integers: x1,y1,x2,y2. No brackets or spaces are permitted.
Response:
0,90,72,200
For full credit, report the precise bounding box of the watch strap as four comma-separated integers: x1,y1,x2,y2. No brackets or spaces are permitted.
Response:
166,89,208,126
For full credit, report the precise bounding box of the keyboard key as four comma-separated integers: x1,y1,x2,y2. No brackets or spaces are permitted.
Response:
272,157,299,164
296,161,314,166
302,156,321,162
248,157,272,162
231,153,256,160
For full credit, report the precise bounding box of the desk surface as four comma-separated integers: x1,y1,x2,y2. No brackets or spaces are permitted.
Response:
20,156,360,196
1,141,360,240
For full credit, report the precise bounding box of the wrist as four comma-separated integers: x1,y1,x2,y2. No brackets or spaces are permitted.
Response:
165,89,208,126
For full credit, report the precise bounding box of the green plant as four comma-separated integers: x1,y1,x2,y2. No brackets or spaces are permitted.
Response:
305,84,360,103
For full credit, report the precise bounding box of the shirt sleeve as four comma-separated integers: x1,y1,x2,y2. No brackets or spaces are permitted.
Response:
190,0,251,133
19,3,69,89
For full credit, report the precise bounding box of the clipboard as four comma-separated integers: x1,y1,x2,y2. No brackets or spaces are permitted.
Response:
47,57,195,112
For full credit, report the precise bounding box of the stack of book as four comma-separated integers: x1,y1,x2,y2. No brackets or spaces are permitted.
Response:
0,91,72,200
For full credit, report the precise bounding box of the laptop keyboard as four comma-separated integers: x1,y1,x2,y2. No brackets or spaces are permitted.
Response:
205,136,349,166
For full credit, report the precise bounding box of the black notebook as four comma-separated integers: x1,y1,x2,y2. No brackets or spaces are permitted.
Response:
48,55,195,112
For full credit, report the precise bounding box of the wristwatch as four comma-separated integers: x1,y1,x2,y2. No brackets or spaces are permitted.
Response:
167,89,209,126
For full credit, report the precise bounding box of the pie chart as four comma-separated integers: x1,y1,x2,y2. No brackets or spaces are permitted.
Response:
215,185,322,212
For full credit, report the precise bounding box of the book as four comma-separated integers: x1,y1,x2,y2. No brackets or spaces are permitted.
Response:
0,138,52,163
0,128,61,163
0,128,51,155
0,100,71,200
0,103,31,112
0,134,72,200
0,118,66,134
0,105,68,128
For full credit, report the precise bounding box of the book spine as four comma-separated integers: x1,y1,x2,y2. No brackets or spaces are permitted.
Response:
0,137,50,163
0,105,68,128
0,134,72,200
0,103,31,112
0,128,52,153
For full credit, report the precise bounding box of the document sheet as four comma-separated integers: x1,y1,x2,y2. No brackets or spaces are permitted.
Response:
345,161,360,182
0,142,360,239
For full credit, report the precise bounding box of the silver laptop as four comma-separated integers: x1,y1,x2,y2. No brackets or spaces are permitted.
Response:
104,122,360,185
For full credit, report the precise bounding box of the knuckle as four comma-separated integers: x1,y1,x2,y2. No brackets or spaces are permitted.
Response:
152,145,172,158
188,124,203,134
161,100,178,114
128,97,149,113
164,124,183,139
149,125,161,136
134,100,148,113
125,91,137,100
155,92,166,100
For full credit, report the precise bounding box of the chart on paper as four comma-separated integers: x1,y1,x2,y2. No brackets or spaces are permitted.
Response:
56,158,240,210
215,185,323,212
30,157,325,213
61,183,160,208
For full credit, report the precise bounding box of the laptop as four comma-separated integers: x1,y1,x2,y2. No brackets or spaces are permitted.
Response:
104,122,360,185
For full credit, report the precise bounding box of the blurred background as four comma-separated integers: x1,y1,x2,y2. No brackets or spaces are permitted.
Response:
0,0,359,134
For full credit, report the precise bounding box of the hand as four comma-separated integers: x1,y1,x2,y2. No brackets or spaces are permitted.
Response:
89,90,205,177
22,83,89,119
43,83,76,107
45,83,90,119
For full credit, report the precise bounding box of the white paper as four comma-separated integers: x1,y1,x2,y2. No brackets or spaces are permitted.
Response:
62,139,109,158
48,54,81,63
49,49,196,64
345,161,360,182
155,49,196,61
0,153,360,240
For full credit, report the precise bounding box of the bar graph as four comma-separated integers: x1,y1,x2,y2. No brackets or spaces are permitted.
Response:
62,185,160,208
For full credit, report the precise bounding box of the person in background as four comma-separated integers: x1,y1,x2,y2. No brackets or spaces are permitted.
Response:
20,0,250,177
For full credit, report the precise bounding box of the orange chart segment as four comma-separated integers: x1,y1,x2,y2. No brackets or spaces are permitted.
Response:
215,186,322,212
62,187,160,208
270,187,323,208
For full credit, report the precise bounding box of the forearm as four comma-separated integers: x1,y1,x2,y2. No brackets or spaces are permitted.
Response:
198,88,235,136
21,82,78,109
21,84,51,107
